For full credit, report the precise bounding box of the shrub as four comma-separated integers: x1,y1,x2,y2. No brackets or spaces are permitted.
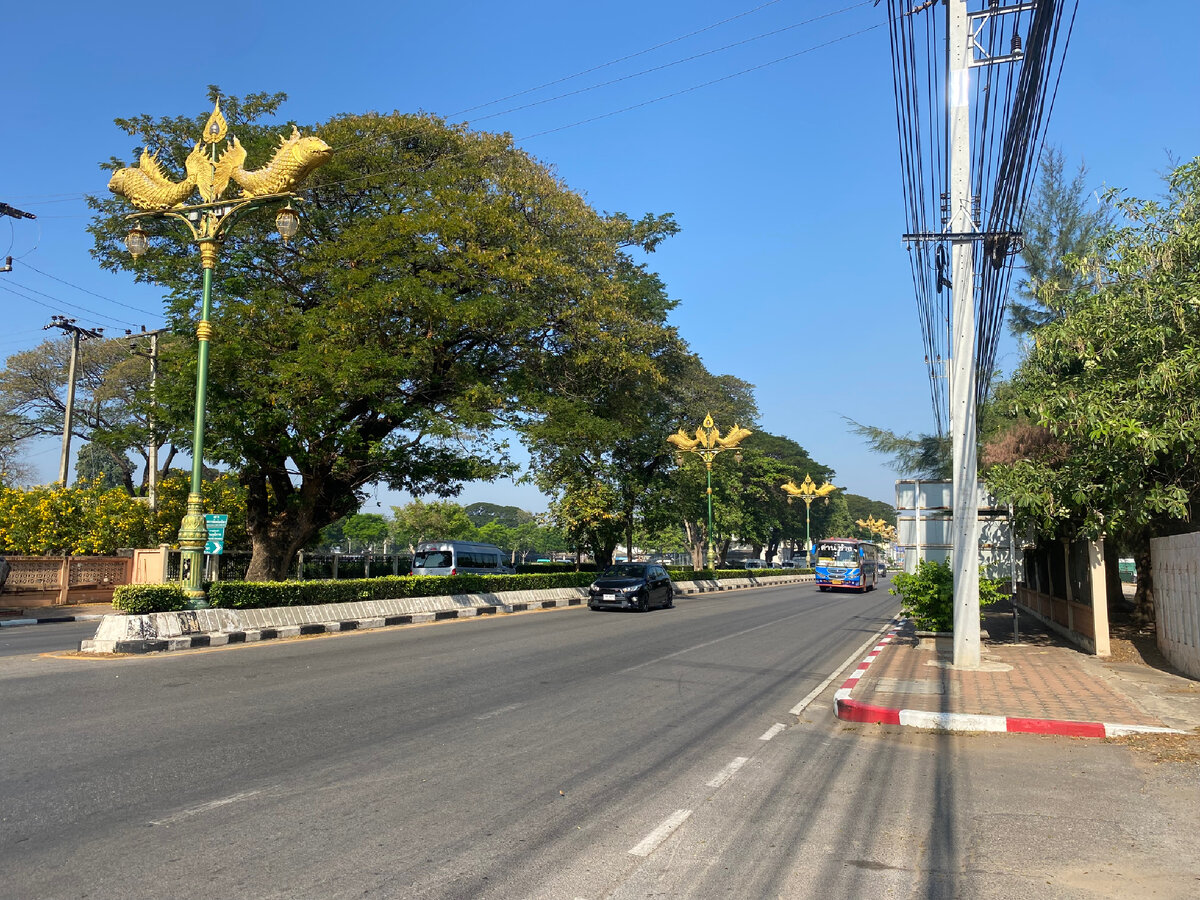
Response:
207,572,599,610
112,583,190,614
890,559,1006,631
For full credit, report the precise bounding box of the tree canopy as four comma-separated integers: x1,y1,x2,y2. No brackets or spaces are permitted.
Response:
984,157,1200,613
89,90,681,580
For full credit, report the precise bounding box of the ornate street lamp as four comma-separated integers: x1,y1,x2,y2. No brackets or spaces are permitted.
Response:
781,473,839,563
856,514,897,544
668,413,752,569
108,100,331,604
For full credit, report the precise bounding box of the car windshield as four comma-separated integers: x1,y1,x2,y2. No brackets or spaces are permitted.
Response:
413,551,452,568
602,564,648,578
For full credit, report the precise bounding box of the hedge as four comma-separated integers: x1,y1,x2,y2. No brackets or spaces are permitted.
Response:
111,567,814,614
112,583,190,614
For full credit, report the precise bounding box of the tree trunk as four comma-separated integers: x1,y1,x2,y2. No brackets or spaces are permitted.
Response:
245,529,308,582
1103,540,1125,614
1132,548,1155,625
683,519,704,570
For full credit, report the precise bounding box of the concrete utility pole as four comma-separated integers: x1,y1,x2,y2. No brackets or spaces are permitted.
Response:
127,327,168,509
44,316,103,485
947,0,982,668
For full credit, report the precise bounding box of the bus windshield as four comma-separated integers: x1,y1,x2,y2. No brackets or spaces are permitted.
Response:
817,543,860,564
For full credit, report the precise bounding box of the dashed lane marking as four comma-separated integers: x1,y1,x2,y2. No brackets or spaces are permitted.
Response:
629,809,693,857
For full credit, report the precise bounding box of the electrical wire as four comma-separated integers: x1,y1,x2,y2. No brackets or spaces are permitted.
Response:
885,0,1078,435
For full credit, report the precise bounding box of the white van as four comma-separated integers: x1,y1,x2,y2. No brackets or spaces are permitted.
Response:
410,541,514,576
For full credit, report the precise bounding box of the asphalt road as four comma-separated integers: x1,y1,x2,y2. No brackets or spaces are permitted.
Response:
0,620,100,657
3,581,1197,899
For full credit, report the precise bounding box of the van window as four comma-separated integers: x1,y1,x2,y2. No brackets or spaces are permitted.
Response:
413,550,452,569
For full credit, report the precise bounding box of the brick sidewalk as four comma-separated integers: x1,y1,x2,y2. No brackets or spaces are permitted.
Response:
841,599,1186,734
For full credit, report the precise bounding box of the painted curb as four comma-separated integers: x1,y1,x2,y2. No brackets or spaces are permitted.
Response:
832,622,1184,738
0,613,107,628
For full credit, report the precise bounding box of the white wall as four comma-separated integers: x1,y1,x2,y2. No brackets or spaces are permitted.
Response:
1151,532,1200,680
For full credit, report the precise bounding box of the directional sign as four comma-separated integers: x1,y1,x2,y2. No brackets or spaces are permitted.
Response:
204,514,229,555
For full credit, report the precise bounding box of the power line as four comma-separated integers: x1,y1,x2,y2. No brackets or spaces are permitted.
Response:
467,2,875,124
448,0,800,118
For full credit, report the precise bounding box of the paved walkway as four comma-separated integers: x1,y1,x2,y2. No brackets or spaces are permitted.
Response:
836,597,1200,736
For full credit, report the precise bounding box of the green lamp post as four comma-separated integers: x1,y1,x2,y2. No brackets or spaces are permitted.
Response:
668,413,751,569
110,100,331,604
782,474,839,563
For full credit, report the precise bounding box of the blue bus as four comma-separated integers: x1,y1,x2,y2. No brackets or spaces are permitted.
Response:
814,538,878,592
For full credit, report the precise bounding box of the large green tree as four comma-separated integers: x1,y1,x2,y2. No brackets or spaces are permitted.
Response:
1008,147,1111,338
984,157,1200,620
389,500,477,552
0,334,172,495
90,91,679,580
522,254,687,567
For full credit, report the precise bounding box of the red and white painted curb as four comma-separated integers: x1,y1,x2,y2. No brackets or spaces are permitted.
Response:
833,624,1183,738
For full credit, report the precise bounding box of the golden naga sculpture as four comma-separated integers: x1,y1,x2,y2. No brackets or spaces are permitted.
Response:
781,473,838,502
223,127,333,198
108,101,331,210
107,144,209,211
668,413,752,453
856,514,897,541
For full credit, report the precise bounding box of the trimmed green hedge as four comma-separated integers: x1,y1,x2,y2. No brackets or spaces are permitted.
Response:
111,566,815,614
112,583,190,614
206,572,598,610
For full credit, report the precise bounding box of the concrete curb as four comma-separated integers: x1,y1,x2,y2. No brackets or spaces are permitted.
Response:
1,613,108,628
832,622,1185,738
76,573,813,655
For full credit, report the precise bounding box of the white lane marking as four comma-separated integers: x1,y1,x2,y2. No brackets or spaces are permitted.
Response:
475,703,523,720
150,790,261,826
788,618,901,716
616,610,812,676
759,722,787,741
706,757,749,788
629,809,693,857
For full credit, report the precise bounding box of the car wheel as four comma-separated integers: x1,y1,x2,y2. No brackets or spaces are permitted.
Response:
664,589,674,609
637,592,649,612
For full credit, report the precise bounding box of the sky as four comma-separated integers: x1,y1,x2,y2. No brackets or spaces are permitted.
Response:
2,0,1197,515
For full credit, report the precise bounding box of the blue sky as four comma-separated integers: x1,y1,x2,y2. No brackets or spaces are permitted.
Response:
2,0,1197,513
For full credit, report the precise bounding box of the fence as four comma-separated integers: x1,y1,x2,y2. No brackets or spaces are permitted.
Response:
0,555,134,607
1015,537,1111,656
143,550,415,583
1151,532,1200,679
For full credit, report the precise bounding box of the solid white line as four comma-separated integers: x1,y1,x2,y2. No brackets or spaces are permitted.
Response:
706,757,749,788
1104,723,1185,737
759,723,787,741
629,809,693,857
150,790,262,826
788,618,901,716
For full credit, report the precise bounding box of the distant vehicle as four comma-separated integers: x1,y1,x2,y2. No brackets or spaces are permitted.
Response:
410,541,515,576
814,539,878,592
877,562,888,577
743,559,766,569
588,563,674,612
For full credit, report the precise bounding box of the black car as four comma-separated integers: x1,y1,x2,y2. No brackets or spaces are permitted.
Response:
588,563,674,612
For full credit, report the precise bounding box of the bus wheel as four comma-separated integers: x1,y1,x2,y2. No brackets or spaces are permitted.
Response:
818,586,829,592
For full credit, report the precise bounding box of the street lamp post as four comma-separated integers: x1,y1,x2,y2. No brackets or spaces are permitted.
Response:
781,474,839,563
668,413,751,569
108,100,330,604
